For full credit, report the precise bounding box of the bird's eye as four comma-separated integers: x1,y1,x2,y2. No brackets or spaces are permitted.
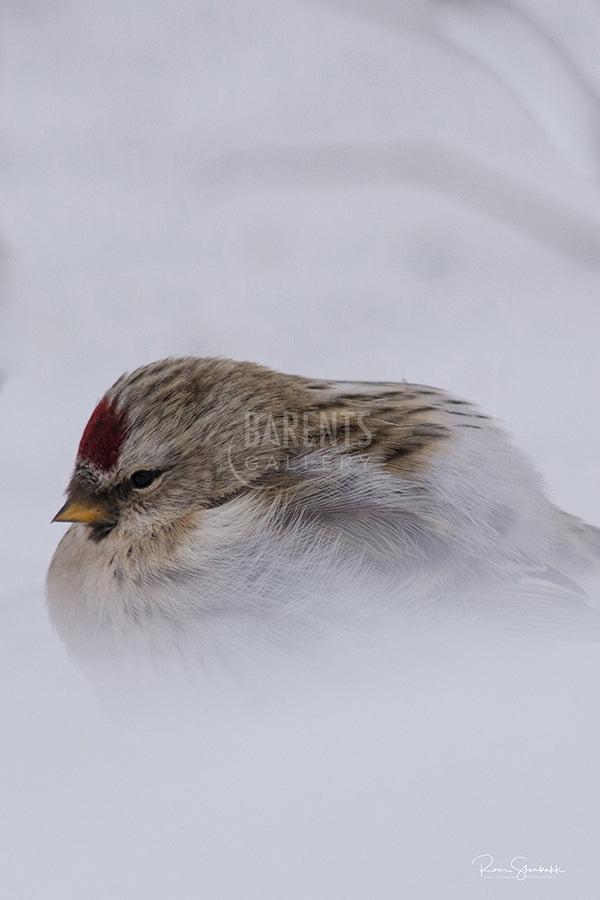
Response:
130,470,160,489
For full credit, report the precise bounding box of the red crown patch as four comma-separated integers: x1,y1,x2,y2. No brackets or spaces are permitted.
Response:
77,395,128,472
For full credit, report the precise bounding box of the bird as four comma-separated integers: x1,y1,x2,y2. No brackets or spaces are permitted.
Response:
47,356,600,688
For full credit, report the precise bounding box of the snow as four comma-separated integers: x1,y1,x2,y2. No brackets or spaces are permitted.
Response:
2,0,600,896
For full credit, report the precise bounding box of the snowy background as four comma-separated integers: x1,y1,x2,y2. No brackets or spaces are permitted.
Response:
2,0,600,896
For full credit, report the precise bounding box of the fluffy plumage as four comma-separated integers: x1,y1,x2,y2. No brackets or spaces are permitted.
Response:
47,357,600,685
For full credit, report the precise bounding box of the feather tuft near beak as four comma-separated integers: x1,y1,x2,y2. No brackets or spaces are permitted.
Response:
52,499,113,525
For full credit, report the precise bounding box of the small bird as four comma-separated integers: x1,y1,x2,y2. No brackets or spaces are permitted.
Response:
47,357,600,685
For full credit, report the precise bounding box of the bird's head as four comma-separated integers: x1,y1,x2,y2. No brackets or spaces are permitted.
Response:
53,357,321,539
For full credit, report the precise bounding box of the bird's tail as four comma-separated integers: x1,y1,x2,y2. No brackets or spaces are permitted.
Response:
552,506,600,576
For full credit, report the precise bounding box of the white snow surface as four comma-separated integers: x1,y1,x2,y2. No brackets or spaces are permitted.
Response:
2,1,600,897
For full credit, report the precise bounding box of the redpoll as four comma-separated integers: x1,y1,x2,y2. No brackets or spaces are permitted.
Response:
47,357,600,684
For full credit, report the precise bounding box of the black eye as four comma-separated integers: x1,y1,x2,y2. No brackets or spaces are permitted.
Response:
130,470,160,489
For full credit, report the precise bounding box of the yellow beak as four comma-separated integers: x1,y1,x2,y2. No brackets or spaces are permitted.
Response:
52,499,112,524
